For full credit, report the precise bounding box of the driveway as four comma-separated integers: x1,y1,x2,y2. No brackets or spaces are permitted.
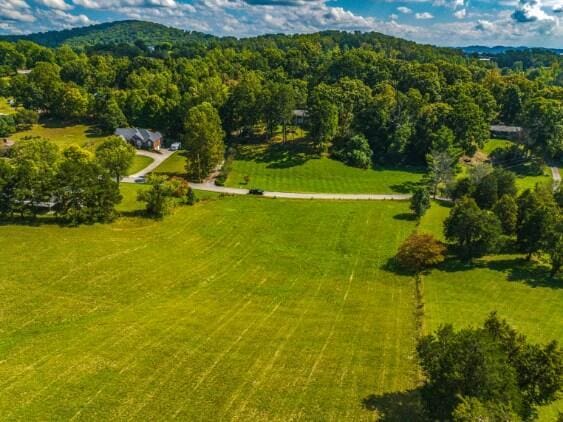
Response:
122,149,175,183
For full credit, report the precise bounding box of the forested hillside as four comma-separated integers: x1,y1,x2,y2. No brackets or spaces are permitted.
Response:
0,20,213,49
0,21,561,173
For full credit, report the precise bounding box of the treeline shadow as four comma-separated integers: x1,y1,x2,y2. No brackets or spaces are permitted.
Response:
235,141,319,169
437,257,562,290
362,389,426,421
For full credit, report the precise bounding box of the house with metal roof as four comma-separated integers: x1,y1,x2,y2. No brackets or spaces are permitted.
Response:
115,128,163,151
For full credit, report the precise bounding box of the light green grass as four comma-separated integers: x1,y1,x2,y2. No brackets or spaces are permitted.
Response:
420,201,563,419
226,144,425,194
482,138,513,155
0,97,15,115
11,121,109,150
127,155,154,175
514,165,552,192
153,151,187,176
0,197,421,420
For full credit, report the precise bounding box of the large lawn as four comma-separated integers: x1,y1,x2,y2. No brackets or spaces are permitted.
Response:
420,202,563,419
226,143,425,194
11,120,109,150
127,155,154,175
0,196,421,420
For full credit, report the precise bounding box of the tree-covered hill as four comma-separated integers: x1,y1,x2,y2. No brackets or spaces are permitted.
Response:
0,20,215,48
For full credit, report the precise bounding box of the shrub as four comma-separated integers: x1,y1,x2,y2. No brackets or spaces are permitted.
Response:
396,232,446,273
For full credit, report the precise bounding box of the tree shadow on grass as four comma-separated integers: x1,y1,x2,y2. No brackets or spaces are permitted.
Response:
436,257,562,290
389,180,424,194
235,141,318,169
393,212,417,221
362,389,425,422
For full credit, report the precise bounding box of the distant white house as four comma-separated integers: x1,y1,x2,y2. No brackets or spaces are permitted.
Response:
115,128,163,151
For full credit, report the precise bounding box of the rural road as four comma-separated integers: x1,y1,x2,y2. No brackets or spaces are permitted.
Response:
122,149,174,183
551,167,561,188
189,182,412,201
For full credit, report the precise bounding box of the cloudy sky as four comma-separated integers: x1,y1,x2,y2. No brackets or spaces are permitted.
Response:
1,0,562,47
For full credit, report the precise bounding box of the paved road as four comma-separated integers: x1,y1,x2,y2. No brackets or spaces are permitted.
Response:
551,167,561,183
124,153,413,201
190,182,412,201
122,149,174,183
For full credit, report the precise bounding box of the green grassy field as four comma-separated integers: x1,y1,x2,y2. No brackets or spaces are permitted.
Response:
419,202,563,419
225,144,425,194
11,121,109,150
482,138,513,155
153,151,186,176
0,195,422,420
128,155,154,175
0,97,15,114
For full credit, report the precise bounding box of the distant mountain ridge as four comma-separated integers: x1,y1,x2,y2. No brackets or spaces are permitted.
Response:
462,45,563,55
0,20,215,48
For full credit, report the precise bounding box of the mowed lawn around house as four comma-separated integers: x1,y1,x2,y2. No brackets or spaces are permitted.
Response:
10,120,109,150
152,151,187,176
419,201,563,419
226,143,425,194
0,196,421,420
127,155,154,175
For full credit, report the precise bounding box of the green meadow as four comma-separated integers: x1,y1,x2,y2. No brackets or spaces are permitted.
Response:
10,121,109,150
224,143,425,194
0,193,421,420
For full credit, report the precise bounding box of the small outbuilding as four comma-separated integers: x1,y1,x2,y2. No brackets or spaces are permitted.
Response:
115,128,163,151
490,125,525,142
293,109,309,126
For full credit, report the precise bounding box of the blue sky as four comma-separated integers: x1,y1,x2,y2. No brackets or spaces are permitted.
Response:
1,0,562,47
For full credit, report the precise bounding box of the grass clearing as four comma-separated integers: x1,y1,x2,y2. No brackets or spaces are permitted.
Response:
420,201,563,419
128,155,154,175
226,143,425,194
11,120,109,151
0,97,15,115
482,138,513,155
153,151,187,177
0,197,420,420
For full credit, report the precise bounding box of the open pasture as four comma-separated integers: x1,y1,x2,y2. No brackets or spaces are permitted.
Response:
10,121,109,150
225,143,425,194
0,196,421,420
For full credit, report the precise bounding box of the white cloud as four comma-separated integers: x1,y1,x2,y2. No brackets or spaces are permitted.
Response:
454,8,466,18
36,0,73,10
415,12,434,19
0,0,36,22
397,6,412,14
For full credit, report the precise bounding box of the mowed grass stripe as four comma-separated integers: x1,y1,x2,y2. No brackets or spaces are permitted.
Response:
0,198,419,420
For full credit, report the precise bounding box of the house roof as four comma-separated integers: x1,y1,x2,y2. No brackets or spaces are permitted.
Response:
115,128,162,143
490,125,523,133
293,109,309,118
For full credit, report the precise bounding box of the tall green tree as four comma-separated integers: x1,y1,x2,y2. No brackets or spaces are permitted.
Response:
444,197,502,261
410,187,431,219
137,174,175,219
183,102,225,181
95,136,136,185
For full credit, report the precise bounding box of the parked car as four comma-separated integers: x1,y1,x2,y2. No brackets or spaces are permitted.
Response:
248,189,264,196
169,142,181,151
134,176,146,184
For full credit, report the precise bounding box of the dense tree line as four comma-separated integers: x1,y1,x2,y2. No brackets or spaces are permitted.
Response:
0,137,134,224
0,26,561,179
418,313,562,420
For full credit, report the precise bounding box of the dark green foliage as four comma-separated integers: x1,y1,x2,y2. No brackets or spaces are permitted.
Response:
517,186,558,259
183,102,225,181
137,174,175,219
331,134,372,169
493,195,518,235
410,187,431,218
54,146,121,224
0,115,16,137
95,136,136,184
444,196,502,260
186,187,197,206
13,108,38,131
418,313,563,420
